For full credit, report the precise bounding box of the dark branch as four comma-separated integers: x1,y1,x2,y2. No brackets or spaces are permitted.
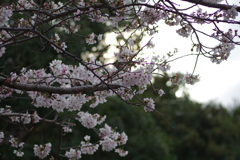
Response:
182,0,240,12
0,76,121,94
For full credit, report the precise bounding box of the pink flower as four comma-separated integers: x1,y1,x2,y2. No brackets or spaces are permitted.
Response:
33,143,52,159
143,98,155,112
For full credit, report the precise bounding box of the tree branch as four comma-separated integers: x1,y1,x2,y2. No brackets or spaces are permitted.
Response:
0,76,121,94
0,27,32,31
182,0,240,12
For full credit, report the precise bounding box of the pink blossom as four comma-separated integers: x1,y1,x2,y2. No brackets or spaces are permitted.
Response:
115,148,128,157
0,132,4,143
33,143,52,159
158,89,165,97
143,98,155,112
100,136,117,151
65,148,81,160
0,7,13,27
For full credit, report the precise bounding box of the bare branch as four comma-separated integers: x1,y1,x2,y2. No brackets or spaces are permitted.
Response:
182,0,240,12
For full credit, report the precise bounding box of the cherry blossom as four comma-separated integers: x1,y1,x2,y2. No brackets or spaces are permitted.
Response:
0,132,4,143
0,7,13,27
13,150,24,157
171,73,182,85
86,33,97,45
76,112,105,129
184,73,200,85
114,47,135,62
128,38,134,47
9,136,25,157
9,136,20,148
176,24,192,38
115,148,129,157
31,112,41,123
65,148,81,160
100,136,117,151
158,89,165,97
143,98,155,112
51,34,67,53
0,0,239,159
80,139,99,155
223,5,238,20
33,143,52,159
0,41,5,57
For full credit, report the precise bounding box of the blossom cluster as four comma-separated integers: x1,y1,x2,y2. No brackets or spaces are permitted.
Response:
143,98,155,112
65,148,82,160
33,143,52,159
170,73,200,85
122,69,152,87
65,125,128,159
51,34,67,53
0,6,13,27
223,5,238,20
211,29,236,64
76,112,106,129
114,47,135,62
16,0,36,10
0,105,41,124
6,57,170,113
80,137,99,155
138,7,165,24
9,136,25,157
176,24,192,38
86,33,103,45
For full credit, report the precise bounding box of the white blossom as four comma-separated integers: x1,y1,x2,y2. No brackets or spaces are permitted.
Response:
158,89,165,97
171,73,182,85
31,112,41,123
122,69,152,87
17,0,36,9
0,132,4,143
114,47,134,62
158,63,171,72
13,150,24,157
33,143,52,159
0,7,13,27
51,34,67,53
128,38,134,47
115,148,128,157
98,34,103,41
184,73,200,85
63,125,73,133
65,148,81,160
100,136,117,151
143,98,155,112
86,33,96,45
76,112,105,129
176,24,192,38
81,141,99,155
21,112,31,124
223,5,238,20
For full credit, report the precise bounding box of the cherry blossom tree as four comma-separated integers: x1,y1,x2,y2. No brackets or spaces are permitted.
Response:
0,0,239,159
